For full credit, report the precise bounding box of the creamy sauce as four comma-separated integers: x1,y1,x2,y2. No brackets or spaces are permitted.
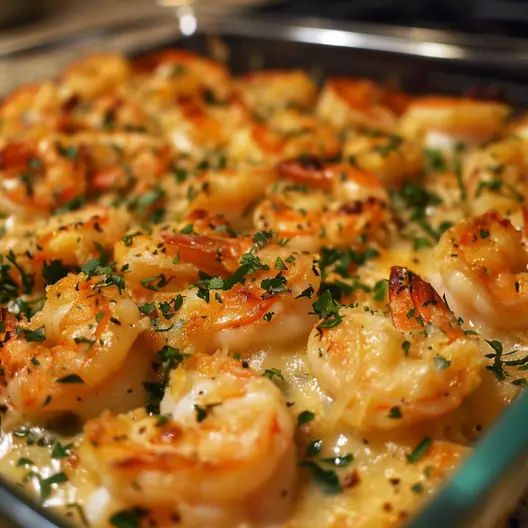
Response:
0,49,525,528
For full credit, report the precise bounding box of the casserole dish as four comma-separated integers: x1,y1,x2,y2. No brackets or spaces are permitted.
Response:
0,8,527,527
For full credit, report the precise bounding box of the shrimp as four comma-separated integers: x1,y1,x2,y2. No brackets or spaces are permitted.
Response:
114,229,211,299
141,234,321,353
132,49,232,105
434,210,528,330
464,137,528,223
343,129,423,186
398,96,510,149
234,70,317,118
0,273,146,421
0,82,62,140
266,109,342,159
58,93,158,135
228,111,341,168
0,204,129,296
316,77,409,131
157,97,249,158
59,53,131,101
0,138,86,217
80,353,295,526
65,132,172,195
253,161,391,251
306,267,483,430
184,166,274,224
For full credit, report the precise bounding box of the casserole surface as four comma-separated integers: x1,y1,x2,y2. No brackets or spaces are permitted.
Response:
0,47,526,528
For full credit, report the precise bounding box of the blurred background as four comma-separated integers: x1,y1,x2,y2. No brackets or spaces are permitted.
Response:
4,0,528,34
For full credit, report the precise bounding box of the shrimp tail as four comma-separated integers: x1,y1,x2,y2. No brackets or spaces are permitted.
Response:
276,156,331,191
389,266,463,340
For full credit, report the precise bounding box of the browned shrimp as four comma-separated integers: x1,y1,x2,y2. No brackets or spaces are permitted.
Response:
306,267,482,430
435,210,528,329
254,160,391,250
0,139,86,216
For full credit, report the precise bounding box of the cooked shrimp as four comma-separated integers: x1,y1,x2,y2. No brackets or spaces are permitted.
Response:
142,235,321,353
80,353,295,525
0,204,129,294
254,196,389,252
254,161,391,251
59,53,131,101
184,166,273,224
464,137,528,222
0,138,86,216
266,109,342,159
62,132,172,195
0,83,62,140
235,70,317,118
316,77,409,131
157,97,248,158
132,49,231,105
228,111,341,167
277,159,389,202
434,210,528,330
58,93,158,135
343,129,423,186
114,231,208,299
306,267,483,430
0,273,146,420
399,96,510,149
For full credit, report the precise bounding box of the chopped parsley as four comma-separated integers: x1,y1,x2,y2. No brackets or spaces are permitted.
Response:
296,285,315,299
300,461,341,494
252,230,273,249
407,436,433,463
122,232,141,247
194,404,208,422
57,144,78,160
373,279,388,302
424,148,447,173
19,326,46,342
39,472,68,502
434,354,451,371
321,454,354,467
51,441,72,459
6,250,34,295
297,410,315,426
475,178,524,204
42,260,71,285
144,345,186,415
263,368,284,382
388,406,403,419
260,273,288,298
485,339,506,381
375,134,402,157
138,302,155,315
263,311,274,322
274,257,287,270
306,439,324,457
140,274,169,291
312,290,343,329
53,196,85,215
453,143,467,202
55,374,84,384
109,508,148,528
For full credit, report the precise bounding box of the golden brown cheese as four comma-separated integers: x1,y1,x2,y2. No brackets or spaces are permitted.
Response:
0,48,525,528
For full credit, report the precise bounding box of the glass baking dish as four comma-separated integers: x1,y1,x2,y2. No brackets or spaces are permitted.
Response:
0,8,527,527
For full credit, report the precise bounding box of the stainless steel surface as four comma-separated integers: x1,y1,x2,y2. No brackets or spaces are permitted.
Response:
0,1,43,28
209,14,528,67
